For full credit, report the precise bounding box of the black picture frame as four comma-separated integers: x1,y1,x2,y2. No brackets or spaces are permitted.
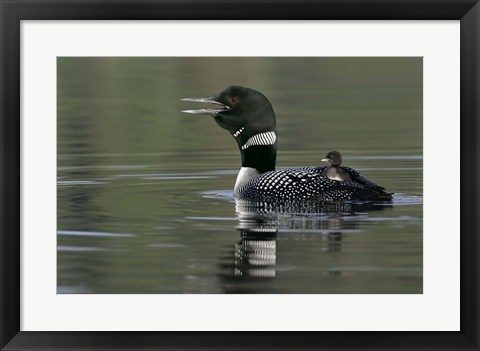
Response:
1,0,479,350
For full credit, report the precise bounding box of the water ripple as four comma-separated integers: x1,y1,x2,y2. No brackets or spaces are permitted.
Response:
57,246,110,252
58,180,107,186
148,243,186,248
57,230,136,238
185,216,238,221
142,176,215,180
201,190,422,207
201,190,235,201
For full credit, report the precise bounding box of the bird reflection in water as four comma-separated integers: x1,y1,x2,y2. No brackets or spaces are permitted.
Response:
219,200,391,293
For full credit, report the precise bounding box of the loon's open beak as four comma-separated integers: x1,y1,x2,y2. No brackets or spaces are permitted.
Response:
181,96,230,115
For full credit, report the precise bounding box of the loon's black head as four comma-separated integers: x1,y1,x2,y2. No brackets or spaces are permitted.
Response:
182,86,277,173
322,151,343,166
182,85,276,138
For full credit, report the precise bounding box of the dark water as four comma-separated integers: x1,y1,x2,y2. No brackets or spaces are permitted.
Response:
57,57,422,294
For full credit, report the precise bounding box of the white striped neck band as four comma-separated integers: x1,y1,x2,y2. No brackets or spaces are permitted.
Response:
241,131,277,150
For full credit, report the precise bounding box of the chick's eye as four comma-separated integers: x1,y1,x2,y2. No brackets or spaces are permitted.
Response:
231,96,239,103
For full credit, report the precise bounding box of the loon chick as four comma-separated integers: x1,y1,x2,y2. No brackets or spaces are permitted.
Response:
320,151,352,181
182,85,392,202
319,150,387,192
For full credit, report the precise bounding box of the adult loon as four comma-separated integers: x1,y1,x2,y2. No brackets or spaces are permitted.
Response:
182,85,392,202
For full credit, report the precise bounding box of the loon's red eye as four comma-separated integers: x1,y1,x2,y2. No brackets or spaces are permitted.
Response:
231,96,239,103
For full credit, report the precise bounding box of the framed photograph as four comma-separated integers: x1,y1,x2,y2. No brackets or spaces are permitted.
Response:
1,0,479,350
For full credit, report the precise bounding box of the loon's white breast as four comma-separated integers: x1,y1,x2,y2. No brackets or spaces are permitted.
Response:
234,167,260,197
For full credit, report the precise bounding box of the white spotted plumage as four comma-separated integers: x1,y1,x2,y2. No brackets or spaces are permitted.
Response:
235,168,373,201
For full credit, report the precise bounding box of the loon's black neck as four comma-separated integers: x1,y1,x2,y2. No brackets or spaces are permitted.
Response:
240,143,277,173
232,129,277,173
